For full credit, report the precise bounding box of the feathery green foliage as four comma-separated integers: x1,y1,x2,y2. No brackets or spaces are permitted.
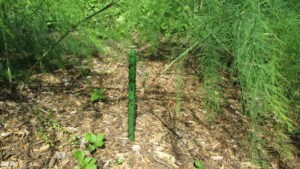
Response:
0,0,113,82
119,0,299,166
0,1,12,85
231,0,298,163
1,0,299,167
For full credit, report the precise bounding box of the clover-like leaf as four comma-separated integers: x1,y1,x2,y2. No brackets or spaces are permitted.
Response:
85,133,97,143
194,160,205,169
95,133,105,147
88,144,97,153
82,157,92,166
91,94,98,101
85,163,97,169
116,158,124,165
96,88,105,96
90,158,97,164
73,150,84,163
90,88,105,101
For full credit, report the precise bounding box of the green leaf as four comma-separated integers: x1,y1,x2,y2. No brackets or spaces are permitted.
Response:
95,133,105,147
82,157,92,166
85,133,97,143
90,88,105,101
116,158,124,165
7,66,12,82
85,163,97,169
74,166,81,169
88,144,97,153
91,94,98,101
194,160,205,169
96,89,105,99
73,150,84,163
90,158,97,164
96,88,105,95
89,88,94,93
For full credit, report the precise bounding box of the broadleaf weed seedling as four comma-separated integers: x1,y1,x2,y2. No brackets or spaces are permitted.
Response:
194,160,206,169
109,158,125,167
89,88,105,102
73,150,97,169
84,133,105,153
116,158,125,165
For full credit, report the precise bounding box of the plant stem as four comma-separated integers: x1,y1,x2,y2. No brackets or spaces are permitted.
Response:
162,42,199,74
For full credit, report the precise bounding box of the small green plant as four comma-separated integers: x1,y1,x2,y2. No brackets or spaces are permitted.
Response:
116,158,124,165
109,158,125,167
84,133,105,153
35,128,55,146
73,150,97,169
194,160,205,169
89,88,105,102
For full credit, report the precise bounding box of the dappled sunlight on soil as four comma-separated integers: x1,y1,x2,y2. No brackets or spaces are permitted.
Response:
1,57,297,169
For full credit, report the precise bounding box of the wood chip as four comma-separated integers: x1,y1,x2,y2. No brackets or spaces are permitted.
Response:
132,145,141,151
211,156,223,161
0,161,17,167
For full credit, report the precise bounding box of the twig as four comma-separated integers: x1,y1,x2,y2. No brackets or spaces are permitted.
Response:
149,111,182,139
212,34,233,56
162,42,199,74
19,2,117,90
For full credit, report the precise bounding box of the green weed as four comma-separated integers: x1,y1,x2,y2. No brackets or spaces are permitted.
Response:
194,160,205,169
33,107,79,147
109,158,125,167
116,158,124,165
73,150,97,169
84,133,105,153
89,88,105,102
73,133,105,168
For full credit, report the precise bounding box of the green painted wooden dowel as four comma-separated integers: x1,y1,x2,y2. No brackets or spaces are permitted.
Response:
128,48,136,141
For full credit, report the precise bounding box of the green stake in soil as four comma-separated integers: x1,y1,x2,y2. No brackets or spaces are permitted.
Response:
128,48,136,141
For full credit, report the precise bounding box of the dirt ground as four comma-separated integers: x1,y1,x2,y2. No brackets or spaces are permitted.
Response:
0,51,299,169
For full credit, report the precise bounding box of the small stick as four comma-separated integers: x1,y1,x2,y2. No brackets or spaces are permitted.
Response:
161,42,199,74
